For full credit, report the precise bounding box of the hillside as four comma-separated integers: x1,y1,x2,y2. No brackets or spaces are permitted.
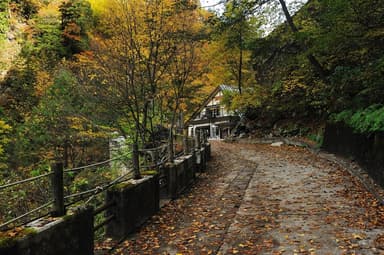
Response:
0,0,214,181
231,0,384,138
0,3,27,80
0,0,383,178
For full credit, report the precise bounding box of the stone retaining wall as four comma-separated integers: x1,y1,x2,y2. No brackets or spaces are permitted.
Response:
1,142,212,254
105,142,211,239
0,207,94,255
105,175,159,240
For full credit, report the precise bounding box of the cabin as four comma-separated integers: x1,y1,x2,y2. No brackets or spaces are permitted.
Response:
186,85,240,139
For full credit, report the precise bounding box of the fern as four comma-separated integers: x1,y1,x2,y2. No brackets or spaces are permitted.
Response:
331,104,384,133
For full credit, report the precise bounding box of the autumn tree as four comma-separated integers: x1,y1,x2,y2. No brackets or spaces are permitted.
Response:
22,67,110,168
276,0,327,79
59,0,93,56
240,0,384,131
163,0,209,160
77,0,173,144
0,117,11,172
0,0,9,40
218,0,326,81
218,0,262,94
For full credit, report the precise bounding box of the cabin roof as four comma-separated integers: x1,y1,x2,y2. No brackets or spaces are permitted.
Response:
185,85,238,127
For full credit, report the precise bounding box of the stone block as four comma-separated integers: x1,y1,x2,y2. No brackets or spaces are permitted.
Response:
0,207,93,255
105,175,159,240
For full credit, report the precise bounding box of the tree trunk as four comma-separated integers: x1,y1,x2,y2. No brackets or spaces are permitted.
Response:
278,0,328,80
238,14,244,94
278,0,298,33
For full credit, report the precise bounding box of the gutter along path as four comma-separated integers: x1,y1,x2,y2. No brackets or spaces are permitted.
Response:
104,141,384,254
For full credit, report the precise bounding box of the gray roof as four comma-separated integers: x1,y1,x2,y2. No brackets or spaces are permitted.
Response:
219,84,238,93
185,84,239,126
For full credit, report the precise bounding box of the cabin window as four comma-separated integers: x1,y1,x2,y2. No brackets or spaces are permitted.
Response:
212,107,220,117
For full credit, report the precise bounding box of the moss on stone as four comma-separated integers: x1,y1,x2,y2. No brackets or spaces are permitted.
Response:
141,170,157,175
0,227,37,248
111,182,134,191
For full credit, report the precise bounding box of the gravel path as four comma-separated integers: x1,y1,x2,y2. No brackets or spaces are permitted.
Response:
104,141,384,255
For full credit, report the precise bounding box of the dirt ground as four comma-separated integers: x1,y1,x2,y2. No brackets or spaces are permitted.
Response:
98,140,384,255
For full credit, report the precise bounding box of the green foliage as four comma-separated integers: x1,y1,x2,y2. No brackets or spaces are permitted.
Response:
245,0,384,128
331,105,384,133
221,90,235,111
30,160,50,176
231,89,264,113
214,0,262,92
28,69,81,150
0,118,11,170
12,0,40,19
59,0,93,56
0,0,9,40
1,63,39,122
307,133,323,147
219,0,261,47
0,235,17,248
22,14,65,67
330,109,353,123
71,177,89,192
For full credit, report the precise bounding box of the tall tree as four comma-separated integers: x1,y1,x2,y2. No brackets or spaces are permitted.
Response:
277,0,327,79
164,0,208,160
59,0,93,56
220,0,260,93
212,0,263,94
78,0,180,144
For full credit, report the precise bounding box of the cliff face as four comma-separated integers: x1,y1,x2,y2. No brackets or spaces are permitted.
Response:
0,4,30,81
0,23,27,80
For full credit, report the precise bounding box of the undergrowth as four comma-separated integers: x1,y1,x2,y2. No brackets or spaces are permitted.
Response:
330,104,384,133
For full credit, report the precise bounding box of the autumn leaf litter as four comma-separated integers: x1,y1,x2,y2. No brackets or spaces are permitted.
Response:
95,140,384,255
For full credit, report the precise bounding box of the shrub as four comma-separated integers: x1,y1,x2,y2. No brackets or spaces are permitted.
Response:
330,104,384,133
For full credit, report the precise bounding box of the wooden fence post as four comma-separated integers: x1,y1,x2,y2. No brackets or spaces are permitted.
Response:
132,143,141,179
51,162,65,217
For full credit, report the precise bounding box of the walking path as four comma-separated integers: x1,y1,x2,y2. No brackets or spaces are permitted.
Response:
104,141,384,254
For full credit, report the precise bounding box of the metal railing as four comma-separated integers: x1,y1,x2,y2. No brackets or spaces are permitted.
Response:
0,151,132,231
0,131,208,232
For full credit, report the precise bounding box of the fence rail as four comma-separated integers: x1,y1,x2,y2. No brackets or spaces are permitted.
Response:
0,172,53,191
0,131,208,232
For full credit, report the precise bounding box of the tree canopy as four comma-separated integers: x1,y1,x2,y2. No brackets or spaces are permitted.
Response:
0,0,383,177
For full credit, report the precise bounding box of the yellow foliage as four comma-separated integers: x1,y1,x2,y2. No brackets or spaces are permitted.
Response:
282,72,308,93
34,70,53,97
66,116,111,140
0,119,11,160
230,88,266,112
204,40,256,89
37,1,61,19
88,0,109,15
